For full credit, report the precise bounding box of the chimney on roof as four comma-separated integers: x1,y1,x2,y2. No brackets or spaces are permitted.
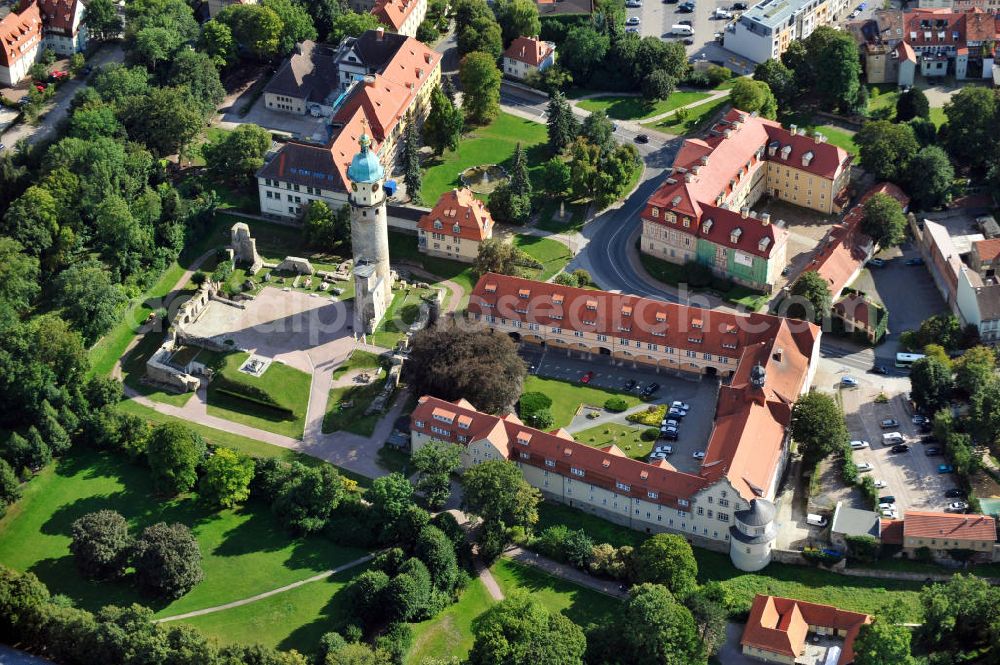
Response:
376,26,385,40
761,212,771,226
789,123,798,134
700,155,709,165
740,206,749,218
684,173,694,182
723,128,733,138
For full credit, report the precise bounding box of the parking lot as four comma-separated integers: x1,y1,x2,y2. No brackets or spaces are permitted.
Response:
519,344,720,472
628,0,746,67
843,387,964,515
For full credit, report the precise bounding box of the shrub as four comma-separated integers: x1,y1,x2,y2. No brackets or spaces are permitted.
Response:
133,522,204,599
533,525,571,562
628,405,666,426
554,272,578,286
604,397,629,412
684,71,712,88
69,510,132,580
641,427,659,441
704,64,732,86
520,392,553,420
844,535,879,563
802,546,843,566
859,475,879,510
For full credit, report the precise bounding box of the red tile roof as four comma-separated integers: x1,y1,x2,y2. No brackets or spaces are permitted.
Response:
903,510,998,543
741,595,871,665
373,0,421,32
974,238,1000,264
37,0,81,35
0,3,41,68
643,109,848,256
466,273,819,501
880,518,904,545
833,293,876,329
503,36,554,67
903,9,966,48
806,182,910,299
418,188,494,241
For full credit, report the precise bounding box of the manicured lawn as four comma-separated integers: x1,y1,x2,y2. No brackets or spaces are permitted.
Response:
0,451,368,618
323,379,387,436
118,332,195,408
331,350,383,379
814,125,858,155
513,235,573,282
491,558,621,629
206,352,312,439
574,423,653,460
179,566,364,654
372,286,437,349
645,98,731,135
866,84,900,119
576,91,711,121
535,502,925,620
406,578,493,664
222,213,349,272
536,200,588,234
929,106,946,128
420,112,548,204
637,240,766,310
522,376,642,429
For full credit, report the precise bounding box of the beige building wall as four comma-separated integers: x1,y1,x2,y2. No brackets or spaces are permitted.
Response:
258,177,349,219
742,645,796,663
903,535,994,552
264,92,307,114
764,161,842,214
418,230,481,262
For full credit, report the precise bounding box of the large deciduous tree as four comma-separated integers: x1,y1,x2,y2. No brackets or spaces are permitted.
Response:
69,510,133,580
145,421,207,495
133,522,204,599
853,618,915,665
786,270,831,323
855,120,920,182
84,0,122,41
910,356,953,414
634,534,698,599
460,52,501,125
954,345,996,397
199,447,255,509
493,0,540,46
407,326,526,414
729,78,777,119
803,26,861,111
906,146,954,211
423,85,463,156
120,87,204,157
261,0,317,56
411,439,462,510
217,3,284,60
462,460,540,560
53,261,129,346
895,88,930,122
861,191,908,248
790,391,849,465
203,123,272,183
470,593,586,665
943,87,999,170
753,59,795,110
271,462,345,534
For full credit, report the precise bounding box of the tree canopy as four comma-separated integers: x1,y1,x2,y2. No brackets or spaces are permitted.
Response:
855,121,920,183
469,593,586,665
634,534,698,599
786,270,831,323
791,391,849,466
460,52,502,125
145,421,206,495
729,78,777,119
861,191,908,248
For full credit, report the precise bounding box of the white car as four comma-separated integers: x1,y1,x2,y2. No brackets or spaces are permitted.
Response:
947,501,969,512
873,479,887,489
692,451,706,459
713,8,733,17
649,452,668,460
626,16,641,25
654,445,673,454
626,0,642,6
857,462,873,472
880,507,898,519
671,401,691,411
850,440,869,449
841,376,858,387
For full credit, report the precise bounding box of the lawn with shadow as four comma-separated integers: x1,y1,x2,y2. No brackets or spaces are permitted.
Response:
0,451,368,617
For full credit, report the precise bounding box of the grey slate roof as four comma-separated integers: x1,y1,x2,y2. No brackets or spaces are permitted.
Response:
264,40,340,104
345,30,410,73
735,498,775,527
830,502,880,539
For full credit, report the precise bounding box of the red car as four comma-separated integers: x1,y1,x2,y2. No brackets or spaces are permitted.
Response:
35,84,45,92
580,370,594,384
52,70,67,79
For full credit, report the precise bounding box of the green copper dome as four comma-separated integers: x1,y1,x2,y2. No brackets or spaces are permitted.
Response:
347,133,384,184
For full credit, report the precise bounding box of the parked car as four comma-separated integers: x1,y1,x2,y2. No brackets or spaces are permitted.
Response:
919,422,934,433
905,257,925,266
661,418,680,428
841,376,858,387
626,15,641,25
947,501,969,512
678,19,693,25
642,382,661,397
925,447,941,456
873,479,887,488
857,462,873,472
625,0,642,6
626,26,640,33
654,445,673,454
880,507,899,519
624,379,637,391
732,1,748,8
912,415,928,425
890,444,910,453
878,501,896,511
921,435,939,444
661,429,679,440
671,401,691,411
937,464,955,474
806,514,828,527
581,370,594,384
879,495,896,504
867,258,886,268
667,407,687,418
649,452,668,460
692,451,705,459
677,2,694,11
945,488,967,498
635,134,650,143
880,418,899,429
871,365,889,375
850,440,869,449
682,37,695,44
665,0,679,4
882,432,904,445
713,7,732,17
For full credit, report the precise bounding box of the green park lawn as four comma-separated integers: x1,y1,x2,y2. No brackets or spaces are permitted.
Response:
536,502,926,621
332,350,383,379
372,286,438,349
420,112,548,204
206,352,312,439
536,200,588,234
574,423,652,460
0,451,368,619
118,332,195,408
388,230,477,301
813,125,858,155
406,578,494,664
645,98,731,136
179,567,364,654
491,559,620,628
522,376,642,429
577,91,712,121
323,379,388,437
513,235,573,281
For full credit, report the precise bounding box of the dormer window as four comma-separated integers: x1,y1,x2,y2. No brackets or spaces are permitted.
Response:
759,237,771,252
571,466,585,477
691,318,703,329
702,219,713,233
730,228,742,244
678,498,689,507
616,481,630,492
585,299,598,310
517,432,532,445
453,223,461,234
457,415,472,430
647,491,658,499
484,283,497,293
682,217,691,228
602,459,611,468
652,207,659,218
552,294,564,304
688,335,703,344
655,312,667,322
619,326,631,333
621,306,632,317
780,145,791,160
518,288,531,299
545,458,555,467
433,219,442,229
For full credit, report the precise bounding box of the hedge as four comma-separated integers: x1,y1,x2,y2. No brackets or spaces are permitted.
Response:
604,397,629,412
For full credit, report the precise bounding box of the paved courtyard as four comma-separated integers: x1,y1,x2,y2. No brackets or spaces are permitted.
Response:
219,94,330,141
183,287,357,373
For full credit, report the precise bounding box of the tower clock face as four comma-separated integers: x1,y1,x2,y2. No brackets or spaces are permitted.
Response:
372,184,379,192
352,183,357,191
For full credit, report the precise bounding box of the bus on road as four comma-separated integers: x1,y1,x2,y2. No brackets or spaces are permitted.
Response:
895,352,926,368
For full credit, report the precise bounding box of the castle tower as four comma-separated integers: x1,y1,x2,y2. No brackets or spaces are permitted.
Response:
348,132,393,334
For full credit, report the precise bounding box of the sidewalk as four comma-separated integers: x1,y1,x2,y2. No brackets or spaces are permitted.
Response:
503,546,628,599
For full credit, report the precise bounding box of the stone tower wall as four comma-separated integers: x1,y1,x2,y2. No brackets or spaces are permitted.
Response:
351,187,392,308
